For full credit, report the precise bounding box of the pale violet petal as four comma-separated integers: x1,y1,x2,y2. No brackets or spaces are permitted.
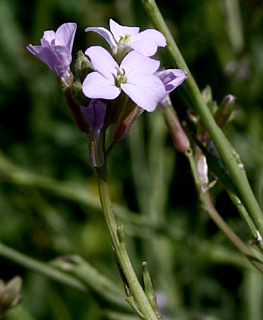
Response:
27,45,60,74
82,72,120,100
133,29,166,47
55,23,77,50
109,19,140,42
121,73,165,112
41,30,56,45
54,45,72,76
157,69,187,93
27,44,44,55
120,51,160,76
85,26,117,51
85,46,118,81
129,39,159,56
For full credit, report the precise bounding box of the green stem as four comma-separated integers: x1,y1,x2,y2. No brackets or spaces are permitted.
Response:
140,0,263,240
0,242,86,292
95,165,159,320
185,150,263,272
0,152,254,269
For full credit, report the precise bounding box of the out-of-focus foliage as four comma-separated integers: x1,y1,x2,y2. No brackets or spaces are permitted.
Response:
1,0,263,319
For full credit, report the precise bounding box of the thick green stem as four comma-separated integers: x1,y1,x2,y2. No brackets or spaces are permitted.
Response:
140,0,263,238
95,165,159,320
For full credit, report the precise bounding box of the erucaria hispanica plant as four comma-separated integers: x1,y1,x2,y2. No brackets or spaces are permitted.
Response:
25,3,263,317
27,19,186,320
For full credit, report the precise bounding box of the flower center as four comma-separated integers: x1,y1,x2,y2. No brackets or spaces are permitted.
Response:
118,34,131,44
115,68,127,87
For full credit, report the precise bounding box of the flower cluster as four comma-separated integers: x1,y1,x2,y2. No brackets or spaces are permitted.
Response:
27,20,187,166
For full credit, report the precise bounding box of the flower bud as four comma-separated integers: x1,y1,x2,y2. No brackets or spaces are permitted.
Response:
161,102,190,153
203,94,235,141
71,81,90,106
0,276,23,318
202,85,213,104
214,94,235,128
187,110,199,124
75,51,93,82
113,99,142,141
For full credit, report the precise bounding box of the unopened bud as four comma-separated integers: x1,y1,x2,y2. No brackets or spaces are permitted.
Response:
71,81,90,105
214,94,235,128
113,99,142,141
162,102,190,153
202,85,212,104
187,110,199,124
203,94,235,141
75,51,93,82
0,276,23,318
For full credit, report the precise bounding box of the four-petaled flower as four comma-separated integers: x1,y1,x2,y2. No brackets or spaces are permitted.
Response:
85,19,166,57
27,23,77,85
82,46,166,112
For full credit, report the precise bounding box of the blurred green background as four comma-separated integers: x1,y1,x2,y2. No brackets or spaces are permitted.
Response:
1,0,263,319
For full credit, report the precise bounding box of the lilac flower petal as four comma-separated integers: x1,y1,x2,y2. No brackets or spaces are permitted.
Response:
133,29,166,47
85,27,117,52
109,19,140,42
122,73,166,112
54,46,72,69
41,31,56,44
129,39,160,57
82,72,121,100
80,99,106,135
120,51,160,76
55,23,77,50
157,69,187,93
127,29,166,56
27,45,60,74
85,46,118,81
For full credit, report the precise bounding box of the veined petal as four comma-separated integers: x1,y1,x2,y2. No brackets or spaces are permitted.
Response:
157,69,187,93
109,19,140,42
122,73,165,112
54,45,73,76
82,72,120,100
85,46,118,81
55,23,77,50
120,51,160,76
85,26,117,52
27,45,60,73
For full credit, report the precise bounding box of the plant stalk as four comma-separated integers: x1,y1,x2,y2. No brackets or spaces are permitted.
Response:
140,0,263,239
95,165,159,320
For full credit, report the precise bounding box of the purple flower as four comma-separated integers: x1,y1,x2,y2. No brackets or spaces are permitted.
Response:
156,69,187,107
27,23,77,85
82,46,166,112
80,100,107,136
85,19,166,57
